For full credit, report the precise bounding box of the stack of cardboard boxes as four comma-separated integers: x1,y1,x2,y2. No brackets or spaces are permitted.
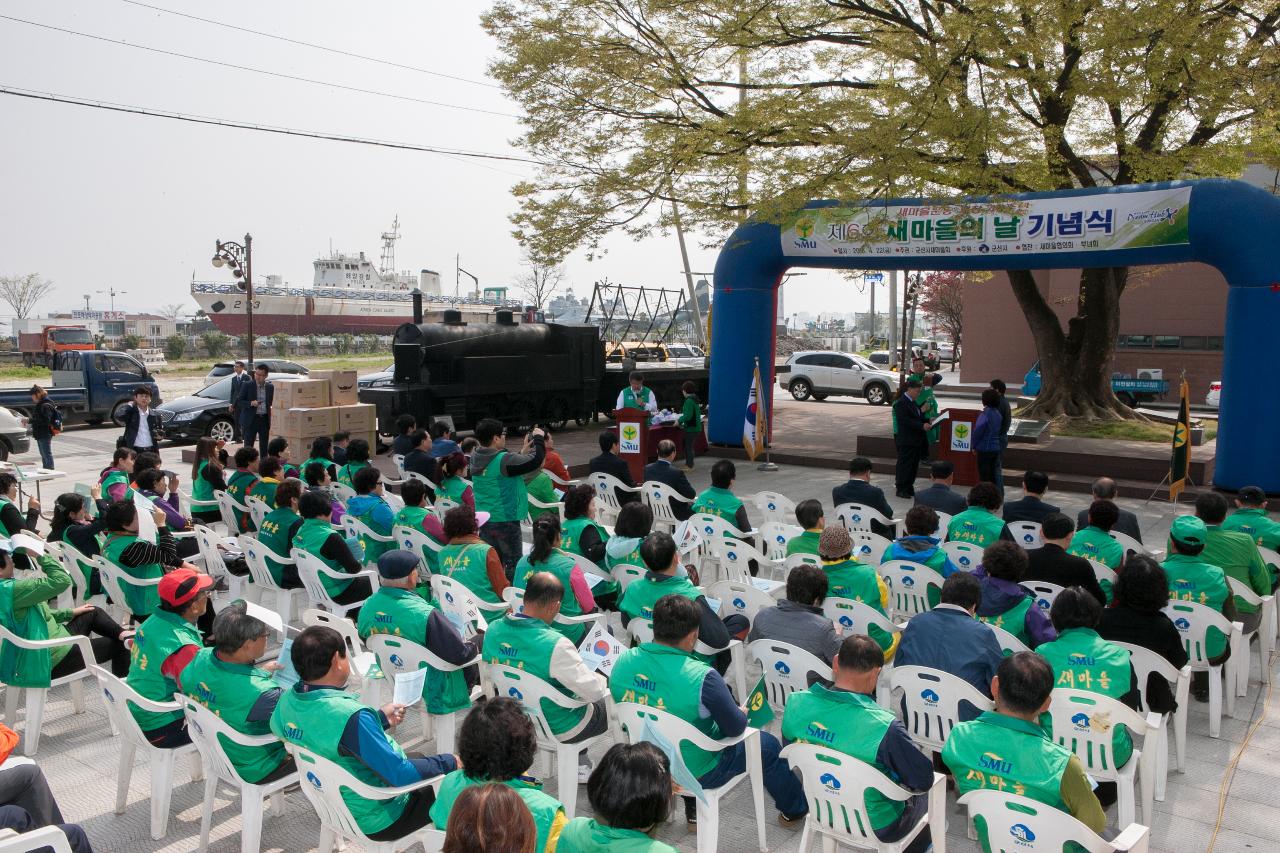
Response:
273,369,378,454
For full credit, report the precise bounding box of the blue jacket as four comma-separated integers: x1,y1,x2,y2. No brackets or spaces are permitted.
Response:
971,406,1002,452
894,606,1004,718
883,535,960,576
346,494,395,533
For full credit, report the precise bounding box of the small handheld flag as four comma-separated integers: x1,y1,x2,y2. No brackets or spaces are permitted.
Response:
745,674,775,727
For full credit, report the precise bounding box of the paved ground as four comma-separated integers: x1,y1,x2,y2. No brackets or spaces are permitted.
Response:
6,391,1277,852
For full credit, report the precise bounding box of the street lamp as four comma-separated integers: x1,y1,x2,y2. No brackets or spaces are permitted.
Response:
95,287,128,312
212,234,254,365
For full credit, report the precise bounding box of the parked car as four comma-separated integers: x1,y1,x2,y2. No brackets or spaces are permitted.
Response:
910,339,943,369
1206,380,1221,408
663,343,707,368
0,408,31,461
157,372,299,443
358,363,396,389
204,359,309,382
779,351,897,405
1022,361,1168,407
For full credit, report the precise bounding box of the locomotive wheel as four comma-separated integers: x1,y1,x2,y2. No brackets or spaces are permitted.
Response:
544,398,570,431
512,400,537,432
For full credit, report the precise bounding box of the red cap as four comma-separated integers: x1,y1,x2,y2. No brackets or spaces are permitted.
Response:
158,568,215,607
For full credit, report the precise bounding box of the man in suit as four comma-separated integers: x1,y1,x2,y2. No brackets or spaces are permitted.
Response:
891,379,929,499
227,360,247,441
119,385,165,454
237,363,273,458
1003,470,1061,524
643,439,694,521
914,460,967,516
1024,513,1107,606
832,456,895,539
1076,477,1142,543
589,431,640,505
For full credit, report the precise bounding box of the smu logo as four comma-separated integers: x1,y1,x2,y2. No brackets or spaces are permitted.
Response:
194,681,216,704
774,661,791,675
1067,653,1095,666
283,722,305,743
979,752,1012,773
498,642,519,658
1174,578,1195,591
819,772,841,792
1071,712,1091,730
920,689,939,705
306,771,323,790
805,722,836,744
373,611,393,625
633,673,658,692
1010,823,1037,843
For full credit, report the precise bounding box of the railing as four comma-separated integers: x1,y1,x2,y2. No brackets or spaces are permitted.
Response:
190,281,522,308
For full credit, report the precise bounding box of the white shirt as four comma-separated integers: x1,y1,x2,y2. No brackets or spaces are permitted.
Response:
134,406,152,448
615,386,658,414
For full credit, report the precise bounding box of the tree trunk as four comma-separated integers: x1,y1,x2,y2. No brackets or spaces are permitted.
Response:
1007,268,1141,420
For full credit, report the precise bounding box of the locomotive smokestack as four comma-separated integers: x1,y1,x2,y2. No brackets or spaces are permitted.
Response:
443,309,464,325
411,288,423,324
496,310,516,326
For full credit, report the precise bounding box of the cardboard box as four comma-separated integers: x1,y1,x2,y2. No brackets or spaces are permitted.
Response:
310,369,359,406
337,402,377,433
275,406,338,438
273,379,330,410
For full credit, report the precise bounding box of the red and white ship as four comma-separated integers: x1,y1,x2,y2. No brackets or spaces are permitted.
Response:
191,218,519,335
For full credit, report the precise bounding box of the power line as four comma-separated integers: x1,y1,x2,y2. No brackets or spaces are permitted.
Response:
117,0,501,89
0,85,540,164
0,13,518,119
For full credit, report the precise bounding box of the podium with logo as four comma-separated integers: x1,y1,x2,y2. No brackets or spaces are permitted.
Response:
935,407,982,486
612,407,650,484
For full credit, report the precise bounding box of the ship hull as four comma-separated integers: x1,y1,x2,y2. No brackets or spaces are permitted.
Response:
192,289,500,335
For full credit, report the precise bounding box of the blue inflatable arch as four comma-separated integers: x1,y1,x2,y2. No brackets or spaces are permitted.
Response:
708,178,1280,492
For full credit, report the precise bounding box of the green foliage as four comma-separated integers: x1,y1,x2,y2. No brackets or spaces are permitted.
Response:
163,334,186,362
272,333,290,357
201,331,230,359
306,334,319,355
359,334,379,355
334,333,353,355
120,334,142,351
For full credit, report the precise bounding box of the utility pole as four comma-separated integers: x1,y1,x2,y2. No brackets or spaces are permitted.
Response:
888,270,899,365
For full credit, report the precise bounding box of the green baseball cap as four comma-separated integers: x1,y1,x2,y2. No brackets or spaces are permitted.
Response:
1170,515,1207,546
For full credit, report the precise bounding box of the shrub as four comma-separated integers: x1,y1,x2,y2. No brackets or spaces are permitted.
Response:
272,333,290,357
201,331,230,358
121,334,142,350
163,334,186,361
335,333,353,355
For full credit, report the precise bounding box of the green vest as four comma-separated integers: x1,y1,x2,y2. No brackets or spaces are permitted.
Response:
1067,527,1124,570
181,648,287,783
822,558,893,651
1162,553,1230,657
977,596,1035,645
294,517,353,598
484,614,589,735
947,508,1005,547
337,461,370,488
429,770,563,853
943,712,1072,842
300,457,335,481
438,476,469,503
258,507,301,587
192,460,216,504
126,609,203,731
1203,526,1272,614
690,487,743,529
679,395,701,433
271,686,409,834
472,451,528,523
394,506,442,574
101,468,131,499
438,541,501,605
782,684,903,830
1221,508,1280,551
226,470,259,532
103,532,163,616
618,574,699,622
514,550,586,643
352,496,395,563
356,587,470,714
0,578,52,688
558,818,679,853
526,471,558,512
611,643,722,776
561,516,608,559
621,385,654,411
255,478,280,510
1036,628,1134,769
605,538,645,571
786,529,822,557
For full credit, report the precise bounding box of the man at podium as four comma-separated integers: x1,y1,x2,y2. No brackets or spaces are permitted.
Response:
615,371,658,416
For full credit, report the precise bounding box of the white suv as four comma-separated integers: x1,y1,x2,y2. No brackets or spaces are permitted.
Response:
780,351,897,405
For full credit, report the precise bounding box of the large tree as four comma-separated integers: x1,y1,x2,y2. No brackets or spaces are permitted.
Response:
484,0,1279,418
0,273,56,319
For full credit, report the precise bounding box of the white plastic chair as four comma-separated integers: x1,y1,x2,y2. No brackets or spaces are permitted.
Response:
1092,561,1118,597
834,502,901,538
0,825,77,852
823,597,900,643
782,742,945,853
986,622,1032,656
332,483,357,504
783,552,822,571
53,539,105,609
878,559,945,620
291,548,377,620
942,541,983,572
240,535,305,627
500,586,604,636
957,789,1151,852
1110,529,1162,559
891,665,993,755
433,496,460,517
93,555,163,622
0,627,93,755
1019,580,1066,615
391,454,407,477
705,580,776,630
708,537,780,584
343,516,396,567
545,470,577,489
1008,520,1044,549
245,495,271,530
746,639,832,717
179,696,294,853
1163,600,1242,737
193,524,252,603
1226,576,1275,695
1260,545,1280,641
290,745,445,853
1045,688,1162,827
932,511,953,534
526,494,565,523
382,491,405,512
610,562,647,593
215,489,254,534
588,472,641,526
1111,641,1190,801
751,491,797,525
366,634,478,755
643,480,690,533
301,609,383,701
429,574,502,631
395,525,445,573
690,512,753,542
758,521,802,561
615,702,768,853
91,665,203,840
482,663,611,819
851,531,894,565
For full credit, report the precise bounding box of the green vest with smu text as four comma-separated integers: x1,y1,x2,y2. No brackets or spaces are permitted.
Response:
472,451,528,523
351,496,395,563
102,532,163,616
618,574,699,622
1035,627,1133,769
483,614,589,735
258,506,301,587
822,558,893,653
557,818,679,853
0,577,52,688
294,517,353,598
1221,508,1280,551
126,608,203,731
271,686,408,835
690,487,743,530
611,642,722,777
393,505,442,574
947,508,1004,547
561,517,608,560
514,550,587,643
782,684,903,830
192,460,216,505
438,541,501,605
181,647,287,783
438,476,469,503
430,771,563,853
336,460,370,488
356,586,470,714
977,595,1035,645
1162,553,1231,657
1067,526,1124,570
620,386,654,411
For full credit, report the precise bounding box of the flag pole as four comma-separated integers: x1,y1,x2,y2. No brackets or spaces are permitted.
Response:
756,355,778,472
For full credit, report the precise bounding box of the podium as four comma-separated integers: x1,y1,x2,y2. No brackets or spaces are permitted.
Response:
935,407,983,486
612,407,651,484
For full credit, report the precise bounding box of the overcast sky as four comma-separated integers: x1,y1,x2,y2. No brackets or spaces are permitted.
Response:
0,0,879,324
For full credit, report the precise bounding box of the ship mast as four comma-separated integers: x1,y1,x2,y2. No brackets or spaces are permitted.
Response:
379,216,400,275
